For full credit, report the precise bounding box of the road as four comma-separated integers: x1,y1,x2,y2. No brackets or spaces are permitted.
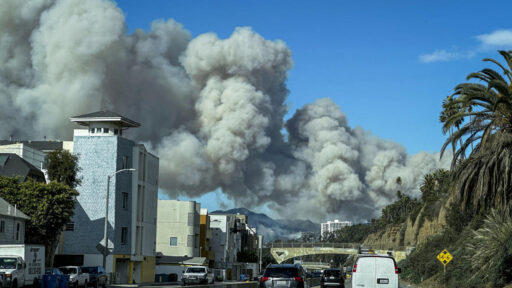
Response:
336,279,415,288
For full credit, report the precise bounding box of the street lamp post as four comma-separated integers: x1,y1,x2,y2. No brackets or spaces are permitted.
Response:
102,168,136,269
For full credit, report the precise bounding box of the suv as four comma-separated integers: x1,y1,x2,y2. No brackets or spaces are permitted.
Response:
181,266,214,285
80,266,107,288
351,255,400,288
320,268,344,288
259,264,309,288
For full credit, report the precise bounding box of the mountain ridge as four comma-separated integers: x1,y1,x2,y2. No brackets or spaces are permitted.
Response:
211,208,320,242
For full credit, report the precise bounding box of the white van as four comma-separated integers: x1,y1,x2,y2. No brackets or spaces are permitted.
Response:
351,255,400,288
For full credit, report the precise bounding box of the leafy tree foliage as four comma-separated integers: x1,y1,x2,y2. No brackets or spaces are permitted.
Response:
47,149,81,188
467,209,512,286
0,177,78,266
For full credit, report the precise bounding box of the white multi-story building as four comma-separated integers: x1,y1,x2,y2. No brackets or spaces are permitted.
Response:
321,220,352,237
156,200,200,257
209,214,237,268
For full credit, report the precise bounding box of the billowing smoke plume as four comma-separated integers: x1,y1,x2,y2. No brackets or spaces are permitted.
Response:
0,0,450,222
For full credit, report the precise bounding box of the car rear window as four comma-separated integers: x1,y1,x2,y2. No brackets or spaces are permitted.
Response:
323,270,340,277
186,267,206,273
81,267,98,274
264,268,299,278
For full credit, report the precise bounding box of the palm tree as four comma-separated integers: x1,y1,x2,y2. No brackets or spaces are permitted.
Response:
440,50,512,214
467,208,512,285
440,50,512,169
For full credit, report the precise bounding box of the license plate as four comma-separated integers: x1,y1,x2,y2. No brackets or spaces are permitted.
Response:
330,276,335,279
377,278,389,284
276,281,286,285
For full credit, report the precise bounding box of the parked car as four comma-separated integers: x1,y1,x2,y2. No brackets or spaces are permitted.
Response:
80,266,107,288
351,255,400,288
320,268,344,288
259,263,309,288
182,266,214,285
59,266,89,288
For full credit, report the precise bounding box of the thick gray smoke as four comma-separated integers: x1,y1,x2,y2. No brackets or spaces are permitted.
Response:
0,0,450,222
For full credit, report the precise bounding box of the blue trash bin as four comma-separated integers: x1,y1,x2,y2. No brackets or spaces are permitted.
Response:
240,274,246,281
43,275,57,288
60,275,70,288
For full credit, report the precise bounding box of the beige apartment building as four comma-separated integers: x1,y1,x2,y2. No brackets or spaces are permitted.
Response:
156,200,200,257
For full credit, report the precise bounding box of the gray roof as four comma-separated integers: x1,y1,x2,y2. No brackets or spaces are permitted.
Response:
0,153,45,182
70,110,140,127
0,197,30,220
0,140,63,152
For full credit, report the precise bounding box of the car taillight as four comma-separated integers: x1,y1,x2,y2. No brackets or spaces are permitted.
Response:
352,264,357,273
260,277,269,282
6,274,11,279
395,264,399,274
294,277,303,282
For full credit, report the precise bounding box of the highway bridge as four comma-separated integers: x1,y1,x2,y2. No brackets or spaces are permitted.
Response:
269,242,408,264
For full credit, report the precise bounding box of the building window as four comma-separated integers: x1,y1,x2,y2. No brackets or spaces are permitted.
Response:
15,223,20,241
90,128,95,134
65,222,74,231
122,156,128,169
96,128,102,133
104,128,109,134
187,235,193,247
121,227,128,245
170,237,178,246
114,129,119,135
188,212,194,226
0,220,4,233
122,192,128,209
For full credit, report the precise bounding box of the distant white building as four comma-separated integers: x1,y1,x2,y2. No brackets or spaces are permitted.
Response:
321,220,352,237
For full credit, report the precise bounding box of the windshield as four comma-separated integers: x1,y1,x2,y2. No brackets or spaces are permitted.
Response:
0,258,17,269
186,267,206,273
264,268,299,278
81,267,98,274
60,268,78,275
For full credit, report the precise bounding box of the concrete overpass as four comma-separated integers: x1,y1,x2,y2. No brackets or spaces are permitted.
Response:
269,242,408,264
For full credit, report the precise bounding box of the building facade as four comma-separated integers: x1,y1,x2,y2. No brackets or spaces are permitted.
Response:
0,197,29,244
59,111,158,284
320,220,352,237
199,209,214,267
156,200,200,258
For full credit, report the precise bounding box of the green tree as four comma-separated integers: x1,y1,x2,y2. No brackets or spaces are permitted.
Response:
440,50,512,214
47,149,81,188
440,50,512,168
467,209,512,286
0,177,78,266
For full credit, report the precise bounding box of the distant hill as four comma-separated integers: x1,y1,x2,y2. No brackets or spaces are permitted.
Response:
211,208,320,242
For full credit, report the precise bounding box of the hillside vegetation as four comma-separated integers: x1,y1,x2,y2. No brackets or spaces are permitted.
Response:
327,51,512,288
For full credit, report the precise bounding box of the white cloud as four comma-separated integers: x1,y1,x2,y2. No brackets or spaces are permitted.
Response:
419,49,464,63
475,29,512,47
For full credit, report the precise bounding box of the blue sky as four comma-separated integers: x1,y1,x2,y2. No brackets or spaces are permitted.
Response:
115,0,512,214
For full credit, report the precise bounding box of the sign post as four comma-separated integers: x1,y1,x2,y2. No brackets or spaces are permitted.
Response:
436,249,453,287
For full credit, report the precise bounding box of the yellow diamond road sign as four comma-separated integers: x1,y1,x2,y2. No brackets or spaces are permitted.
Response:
437,249,453,266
